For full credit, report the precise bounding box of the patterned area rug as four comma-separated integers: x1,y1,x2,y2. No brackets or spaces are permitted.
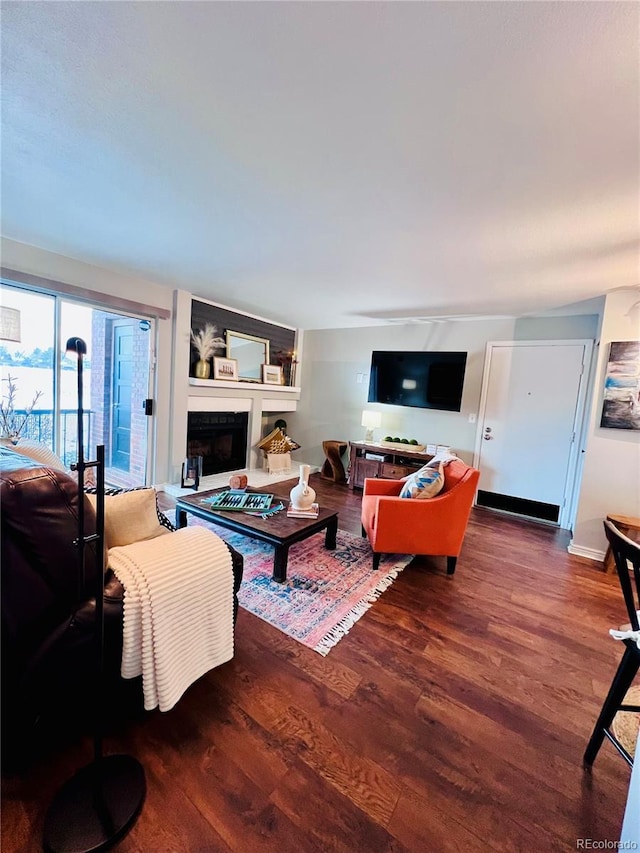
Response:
189,519,412,655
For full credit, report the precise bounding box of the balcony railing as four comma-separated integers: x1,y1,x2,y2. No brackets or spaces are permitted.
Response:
10,409,92,468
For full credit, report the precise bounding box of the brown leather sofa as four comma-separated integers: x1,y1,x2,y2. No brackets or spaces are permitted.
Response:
0,445,243,766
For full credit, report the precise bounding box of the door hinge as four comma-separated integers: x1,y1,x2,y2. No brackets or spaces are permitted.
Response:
143,399,154,416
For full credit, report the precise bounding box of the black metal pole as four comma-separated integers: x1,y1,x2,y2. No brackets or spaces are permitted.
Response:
43,338,145,853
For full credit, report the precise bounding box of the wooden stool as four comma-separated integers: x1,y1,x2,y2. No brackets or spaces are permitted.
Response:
605,514,640,572
321,440,348,483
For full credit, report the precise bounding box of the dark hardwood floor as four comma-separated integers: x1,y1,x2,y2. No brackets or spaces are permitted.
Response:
2,474,632,852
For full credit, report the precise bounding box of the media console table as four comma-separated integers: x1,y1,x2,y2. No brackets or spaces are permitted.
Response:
348,441,434,490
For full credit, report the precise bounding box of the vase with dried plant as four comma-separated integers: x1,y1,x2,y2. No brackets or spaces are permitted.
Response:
0,375,43,445
190,323,226,379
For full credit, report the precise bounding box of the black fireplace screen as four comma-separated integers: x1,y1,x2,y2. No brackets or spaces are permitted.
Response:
187,412,249,476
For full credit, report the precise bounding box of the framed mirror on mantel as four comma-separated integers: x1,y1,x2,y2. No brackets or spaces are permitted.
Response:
226,330,269,382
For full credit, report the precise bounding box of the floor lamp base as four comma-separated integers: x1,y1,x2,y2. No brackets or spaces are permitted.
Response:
43,754,145,853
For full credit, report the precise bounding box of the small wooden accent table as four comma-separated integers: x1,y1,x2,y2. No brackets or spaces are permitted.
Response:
321,440,348,483
175,487,338,584
604,513,640,572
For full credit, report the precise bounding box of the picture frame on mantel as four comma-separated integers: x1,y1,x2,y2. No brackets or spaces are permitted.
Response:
213,356,239,381
262,364,283,385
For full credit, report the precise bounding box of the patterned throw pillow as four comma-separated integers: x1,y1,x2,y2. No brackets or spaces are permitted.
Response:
399,462,445,500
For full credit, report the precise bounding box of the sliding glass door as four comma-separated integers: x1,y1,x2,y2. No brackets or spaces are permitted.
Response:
1,282,154,487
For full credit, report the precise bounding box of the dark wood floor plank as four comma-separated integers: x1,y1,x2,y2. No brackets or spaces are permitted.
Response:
2,475,632,851
388,786,493,853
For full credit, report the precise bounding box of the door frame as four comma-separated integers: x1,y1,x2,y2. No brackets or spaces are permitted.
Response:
472,339,594,530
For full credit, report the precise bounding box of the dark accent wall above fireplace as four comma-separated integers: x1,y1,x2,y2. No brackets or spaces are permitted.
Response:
190,300,296,378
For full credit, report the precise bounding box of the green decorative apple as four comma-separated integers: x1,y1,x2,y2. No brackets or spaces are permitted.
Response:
409,439,419,445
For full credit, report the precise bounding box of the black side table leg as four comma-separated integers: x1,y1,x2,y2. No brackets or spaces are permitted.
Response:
273,546,290,583
325,517,338,550
176,508,188,529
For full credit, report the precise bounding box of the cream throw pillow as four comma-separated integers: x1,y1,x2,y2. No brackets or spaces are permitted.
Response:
86,488,167,549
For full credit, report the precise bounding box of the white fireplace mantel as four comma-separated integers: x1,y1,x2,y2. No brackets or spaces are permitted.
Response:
170,289,303,483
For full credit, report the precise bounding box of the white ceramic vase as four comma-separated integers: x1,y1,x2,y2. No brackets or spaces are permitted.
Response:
289,464,316,510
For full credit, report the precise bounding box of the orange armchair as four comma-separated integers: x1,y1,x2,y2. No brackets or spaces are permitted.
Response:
361,459,480,574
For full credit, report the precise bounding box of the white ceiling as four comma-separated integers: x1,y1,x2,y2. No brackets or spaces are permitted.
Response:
1,1,638,330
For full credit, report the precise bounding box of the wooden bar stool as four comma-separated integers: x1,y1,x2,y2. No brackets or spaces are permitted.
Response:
321,441,348,483
604,514,640,572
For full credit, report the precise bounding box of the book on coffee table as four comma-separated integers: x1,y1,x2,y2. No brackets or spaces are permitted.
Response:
286,502,319,519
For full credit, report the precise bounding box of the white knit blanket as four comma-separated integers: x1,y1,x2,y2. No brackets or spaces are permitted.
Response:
108,527,234,712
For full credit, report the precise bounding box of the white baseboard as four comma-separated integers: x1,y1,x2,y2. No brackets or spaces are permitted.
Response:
567,541,606,562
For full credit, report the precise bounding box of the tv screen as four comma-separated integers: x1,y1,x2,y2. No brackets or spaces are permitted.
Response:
368,351,467,411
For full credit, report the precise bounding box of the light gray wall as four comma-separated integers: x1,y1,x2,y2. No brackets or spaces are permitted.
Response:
288,314,601,472
571,289,640,557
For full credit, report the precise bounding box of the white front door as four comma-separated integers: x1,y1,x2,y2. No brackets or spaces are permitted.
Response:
474,340,592,528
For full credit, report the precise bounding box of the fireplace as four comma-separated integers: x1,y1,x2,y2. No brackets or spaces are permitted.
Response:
187,412,249,476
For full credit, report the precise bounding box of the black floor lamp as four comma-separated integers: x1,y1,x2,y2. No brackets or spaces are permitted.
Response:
43,337,145,853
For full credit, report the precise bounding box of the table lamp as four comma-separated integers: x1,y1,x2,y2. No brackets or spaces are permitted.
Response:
361,410,381,442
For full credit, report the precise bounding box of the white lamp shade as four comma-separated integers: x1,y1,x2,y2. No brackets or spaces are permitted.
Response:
361,410,382,429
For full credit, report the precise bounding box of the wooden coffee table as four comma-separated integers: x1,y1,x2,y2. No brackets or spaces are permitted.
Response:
175,487,339,583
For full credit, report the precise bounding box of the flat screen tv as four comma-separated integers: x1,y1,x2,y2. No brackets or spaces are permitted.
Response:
368,351,467,411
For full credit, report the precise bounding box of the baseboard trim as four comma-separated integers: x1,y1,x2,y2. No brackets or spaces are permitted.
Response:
567,542,606,562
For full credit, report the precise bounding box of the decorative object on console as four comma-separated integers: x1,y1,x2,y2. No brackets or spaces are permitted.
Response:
213,356,239,381
190,322,226,379
361,410,382,442
181,455,202,490
0,374,43,443
380,436,426,452
262,364,283,385
289,463,316,511
43,337,145,853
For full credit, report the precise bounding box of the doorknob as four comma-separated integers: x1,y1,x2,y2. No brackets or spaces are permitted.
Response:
483,426,493,440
